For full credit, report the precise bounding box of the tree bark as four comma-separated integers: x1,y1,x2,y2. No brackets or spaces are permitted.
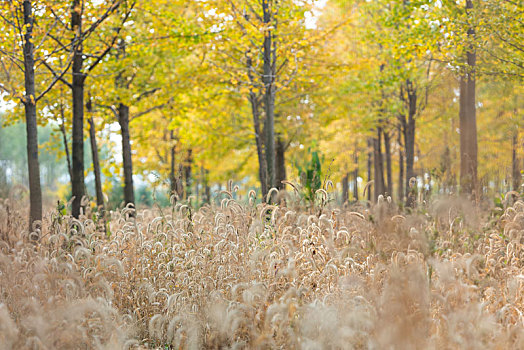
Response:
118,103,134,206
247,54,268,197
397,119,405,203
405,80,416,207
87,102,103,210
373,128,386,200
262,0,276,191
367,138,372,201
22,0,42,227
342,173,349,204
184,148,192,199
71,0,86,218
459,0,478,197
169,130,177,197
59,101,73,182
275,135,286,190
353,150,359,201
204,168,211,204
512,131,521,191
384,130,393,196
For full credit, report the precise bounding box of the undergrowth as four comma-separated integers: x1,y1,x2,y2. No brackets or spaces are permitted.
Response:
0,189,523,349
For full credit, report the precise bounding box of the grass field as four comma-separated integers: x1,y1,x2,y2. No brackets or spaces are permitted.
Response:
0,190,523,349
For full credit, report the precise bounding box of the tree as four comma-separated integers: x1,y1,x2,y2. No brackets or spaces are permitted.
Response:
458,0,478,196
0,0,72,227
201,0,324,198
38,0,127,217
86,97,104,212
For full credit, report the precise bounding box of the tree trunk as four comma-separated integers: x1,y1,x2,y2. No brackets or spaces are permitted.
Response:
405,80,416,207
275,135,286,190
342,173,349,204
384,130,392,196
512,131,521,191
459,0,478,197
184,148,192,199
169,130,177,197
22,0,42,228
118,103,134,206
71,0,86,218
262,0,276,191
59,101,73,182
87,105,103,210
353,150,359,201
397,119,405,203
204,168,211,204
367,138,372,201
247,54,268,197
196,167,200,205
198,166,206,205
373,128,386,200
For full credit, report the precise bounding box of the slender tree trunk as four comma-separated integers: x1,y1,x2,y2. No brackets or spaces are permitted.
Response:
367,138,372,201
177,163,184,199
405,80,416,207
250,95,268,196
87,102,103,210
59,102,73,181
459,0,478,197
247,54,268,197
184,148,192,199
262,0,276,191
204,168,210,204
22,0,42,227
373,128,386,200
118,103,134,206
397,119,405,203
353,150,359,201
198,166,206,205
71,0,86,218
342,173,349,204
512,131,521,191
169,130,177,197
87,110,107,234
196,168,200,206
275,135,286,190
459,75,467,190
384,130,393,196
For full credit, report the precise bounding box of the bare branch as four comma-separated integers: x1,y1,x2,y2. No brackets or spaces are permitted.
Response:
134,88,161,103
131,98,173,120
41,59,73,89
98,104,119,119
36,56,74,102
86,1,135,73
48,6,69,31
0,82,12,95
82,0,121,41
0,48,24,71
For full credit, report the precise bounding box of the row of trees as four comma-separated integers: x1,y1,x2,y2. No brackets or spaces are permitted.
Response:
0,0,522,226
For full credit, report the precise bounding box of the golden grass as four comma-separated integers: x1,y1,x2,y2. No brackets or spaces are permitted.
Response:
0,191,523,349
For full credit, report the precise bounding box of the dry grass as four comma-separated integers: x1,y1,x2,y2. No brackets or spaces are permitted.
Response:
0,190,523,349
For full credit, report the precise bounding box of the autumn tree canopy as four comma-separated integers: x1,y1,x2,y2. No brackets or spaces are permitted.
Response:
0,0,522,220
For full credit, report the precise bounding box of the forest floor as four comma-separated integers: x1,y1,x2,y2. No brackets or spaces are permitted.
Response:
0,191,523,349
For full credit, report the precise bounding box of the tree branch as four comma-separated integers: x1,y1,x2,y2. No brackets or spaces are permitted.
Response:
86,1,135,73
82,0,121,40
98,104,119,119
131,98,173,120
134,88,161,103
41,60,73,89
36,56,74,102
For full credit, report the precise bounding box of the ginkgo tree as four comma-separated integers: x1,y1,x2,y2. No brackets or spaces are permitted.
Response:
199,0,332,198
0,0,73,226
